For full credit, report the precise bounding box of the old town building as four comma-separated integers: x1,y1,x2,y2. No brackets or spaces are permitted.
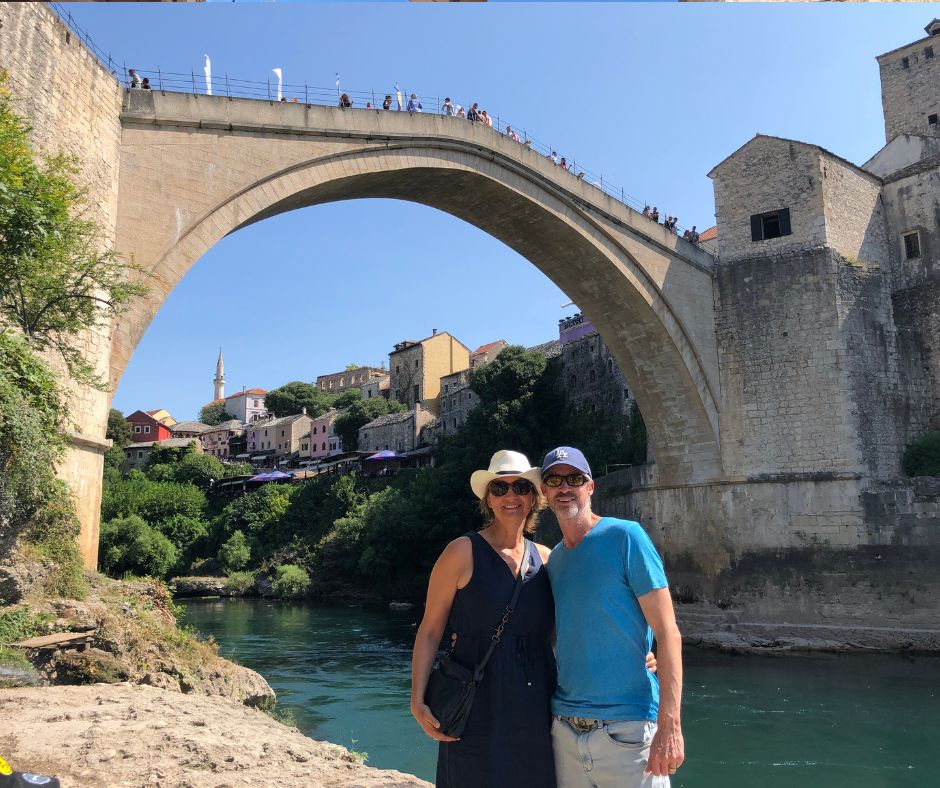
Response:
388,330,470,416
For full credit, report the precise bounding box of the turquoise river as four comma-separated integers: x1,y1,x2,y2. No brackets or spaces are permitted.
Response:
182,599,939,788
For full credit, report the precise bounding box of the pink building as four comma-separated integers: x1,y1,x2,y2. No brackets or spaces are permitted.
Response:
309,409,343,459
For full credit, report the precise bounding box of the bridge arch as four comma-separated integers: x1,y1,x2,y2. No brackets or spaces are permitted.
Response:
113,92,722,487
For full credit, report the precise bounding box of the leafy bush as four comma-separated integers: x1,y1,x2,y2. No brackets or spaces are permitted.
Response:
271,564,310,599
902,431,940,477
225,570,256,595
100,515,177,579
218,530,250,573
102,474,206,526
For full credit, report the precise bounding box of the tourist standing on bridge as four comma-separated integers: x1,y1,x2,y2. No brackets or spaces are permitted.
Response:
467,103,480,123
411,451,557,788
128,68,141,89
383,94,393,111
407,93,423,112
442,97,455,116
541,446,684,787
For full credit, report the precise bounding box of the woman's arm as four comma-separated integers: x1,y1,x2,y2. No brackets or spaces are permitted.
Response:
411,536,471,742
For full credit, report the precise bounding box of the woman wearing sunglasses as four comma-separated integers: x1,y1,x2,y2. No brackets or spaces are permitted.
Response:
411,450,557,788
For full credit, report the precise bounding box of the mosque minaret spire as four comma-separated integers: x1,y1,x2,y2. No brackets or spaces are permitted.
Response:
214,348,225,401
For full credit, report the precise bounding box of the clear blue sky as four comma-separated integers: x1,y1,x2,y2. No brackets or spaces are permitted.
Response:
57,2,930,421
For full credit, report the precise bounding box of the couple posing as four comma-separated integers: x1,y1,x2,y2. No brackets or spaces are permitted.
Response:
411,446,684,787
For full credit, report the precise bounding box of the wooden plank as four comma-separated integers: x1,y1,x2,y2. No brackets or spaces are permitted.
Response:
12,631,95,649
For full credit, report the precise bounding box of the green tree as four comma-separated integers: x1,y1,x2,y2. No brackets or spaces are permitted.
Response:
146,440,199,469
101,473,206,526
902,431,940,476
334,397,406,451
0,73,146,386
106,408,133,448
100,515,177,579
333,388,361,410
218,530,250,572
265,381,334,418
198,401,235,426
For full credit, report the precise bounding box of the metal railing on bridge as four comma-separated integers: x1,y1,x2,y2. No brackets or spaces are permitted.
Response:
49,2,718,258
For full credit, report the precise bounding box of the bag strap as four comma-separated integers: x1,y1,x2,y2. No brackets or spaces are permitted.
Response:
472,539,531,681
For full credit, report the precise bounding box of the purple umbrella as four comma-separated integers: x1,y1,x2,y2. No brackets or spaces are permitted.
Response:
364,450,401,460
249,470,292,482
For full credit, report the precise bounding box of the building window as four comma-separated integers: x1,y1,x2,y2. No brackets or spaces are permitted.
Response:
137,450,143,459
607,358,614,373
590,370,596,383
414,384,419,401
322,442,326,451
750,208,791,242
926,46,934,59
395,365,400,374
144,425,150,433
134,425,141,433
902,56,910,69
929,114,938,126
415,360,419,368
904,231,921,260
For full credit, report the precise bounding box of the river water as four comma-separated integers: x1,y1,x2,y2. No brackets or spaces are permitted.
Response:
182,599,939,787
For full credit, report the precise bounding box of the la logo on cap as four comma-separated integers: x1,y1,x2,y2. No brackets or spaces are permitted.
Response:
554,449,568,459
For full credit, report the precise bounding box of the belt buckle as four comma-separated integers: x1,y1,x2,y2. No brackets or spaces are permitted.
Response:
564,716,602,734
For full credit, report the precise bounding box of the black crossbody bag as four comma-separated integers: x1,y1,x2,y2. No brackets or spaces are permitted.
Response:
423,539,531,739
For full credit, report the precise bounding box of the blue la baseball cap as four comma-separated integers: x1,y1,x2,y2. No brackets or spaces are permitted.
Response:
541,446,592,477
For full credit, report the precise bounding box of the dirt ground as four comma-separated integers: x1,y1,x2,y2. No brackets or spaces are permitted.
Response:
0,683,432,788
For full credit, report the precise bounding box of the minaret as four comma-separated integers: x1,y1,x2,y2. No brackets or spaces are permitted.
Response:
214,349,225,401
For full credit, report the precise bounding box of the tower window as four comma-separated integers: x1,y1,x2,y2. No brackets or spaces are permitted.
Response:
750,208,792,242
926,46,934,59
929,114,938,126
903,231,921,260
902,57,910,69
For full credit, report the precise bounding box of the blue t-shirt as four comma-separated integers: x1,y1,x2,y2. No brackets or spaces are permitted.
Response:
548,517,668,721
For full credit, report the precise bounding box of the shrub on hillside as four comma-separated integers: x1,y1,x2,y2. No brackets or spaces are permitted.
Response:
100,515,177,579
902,431,940,477
218,530,250,573
271,564,310,599
225,570,256,595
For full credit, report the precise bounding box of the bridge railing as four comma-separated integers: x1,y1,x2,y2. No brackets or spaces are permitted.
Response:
49,2,719,258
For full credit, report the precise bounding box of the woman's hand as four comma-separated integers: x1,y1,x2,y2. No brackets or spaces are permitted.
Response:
411,700,460,742
646,651,658,673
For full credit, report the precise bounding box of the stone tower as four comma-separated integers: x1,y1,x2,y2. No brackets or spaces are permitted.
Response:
877,19,940,142
213,349,225,401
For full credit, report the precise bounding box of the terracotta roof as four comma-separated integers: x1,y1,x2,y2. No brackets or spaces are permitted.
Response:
226,388,267,400
698,226,717,243
472,340,506,356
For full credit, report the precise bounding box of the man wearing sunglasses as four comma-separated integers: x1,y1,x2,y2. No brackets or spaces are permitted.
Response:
541,446,684,787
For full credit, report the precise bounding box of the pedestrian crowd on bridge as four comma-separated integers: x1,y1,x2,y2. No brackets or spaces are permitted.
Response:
125,66,703,246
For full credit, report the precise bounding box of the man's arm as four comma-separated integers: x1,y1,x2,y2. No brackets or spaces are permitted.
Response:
638,587,684,777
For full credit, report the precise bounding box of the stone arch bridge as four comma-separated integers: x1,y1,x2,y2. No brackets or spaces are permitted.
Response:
110,90,722,498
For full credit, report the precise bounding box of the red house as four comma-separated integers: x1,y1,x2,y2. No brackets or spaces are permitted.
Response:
126,409,176,442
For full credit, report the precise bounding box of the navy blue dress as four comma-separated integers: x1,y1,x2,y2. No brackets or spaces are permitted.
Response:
436,531,557,788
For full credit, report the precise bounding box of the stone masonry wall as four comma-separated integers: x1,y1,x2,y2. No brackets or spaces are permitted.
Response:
560,331,634,416
594,470,940,649
836,262,910,479
0,3,124,565
821,154,890,266
878,34,940,143
711,136,825,260
881,166,940,292
715,248,862,477
893,281,940,431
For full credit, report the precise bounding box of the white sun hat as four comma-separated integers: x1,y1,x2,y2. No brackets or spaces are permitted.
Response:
470,450,543,500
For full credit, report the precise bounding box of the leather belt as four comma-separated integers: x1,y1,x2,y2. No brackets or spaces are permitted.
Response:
558,715,606,734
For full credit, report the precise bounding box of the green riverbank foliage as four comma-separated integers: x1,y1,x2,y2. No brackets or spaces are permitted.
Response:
902,431,940,477
1,72,146,601
100,346,647,600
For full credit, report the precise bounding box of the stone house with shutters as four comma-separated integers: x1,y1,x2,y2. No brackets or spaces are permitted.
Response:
200,419,244,461
246,413,313,466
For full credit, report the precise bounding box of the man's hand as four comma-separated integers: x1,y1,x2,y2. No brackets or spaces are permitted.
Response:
646,719,684,778
411,701,460,743
645,651,657,673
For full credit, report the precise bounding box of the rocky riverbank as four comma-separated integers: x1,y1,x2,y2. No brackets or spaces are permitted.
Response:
0,683,431,787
